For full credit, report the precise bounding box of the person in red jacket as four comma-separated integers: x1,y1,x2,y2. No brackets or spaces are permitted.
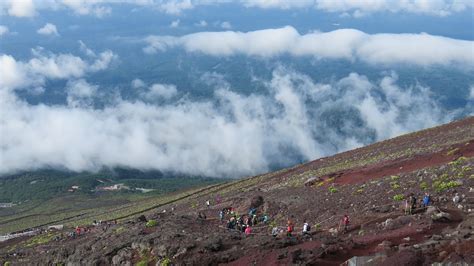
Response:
341,215,350,233
287,219,294,237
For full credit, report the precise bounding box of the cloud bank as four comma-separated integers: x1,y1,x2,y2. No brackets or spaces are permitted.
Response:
143,26,474,67
1,49,464,177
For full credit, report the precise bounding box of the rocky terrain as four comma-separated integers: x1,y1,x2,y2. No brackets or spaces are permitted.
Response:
1,116,474,265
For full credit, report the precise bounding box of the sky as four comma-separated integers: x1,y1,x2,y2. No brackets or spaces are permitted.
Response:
0,0,473,178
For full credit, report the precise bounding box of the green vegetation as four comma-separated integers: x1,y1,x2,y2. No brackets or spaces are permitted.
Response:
420,181,428,190
433,180,461,192
160,257,171,266
390,175,400,181
393,194,404,201
390,181,401,189
24,232,57,247
146,220,158,227
328,186,338,193
0,169,223,202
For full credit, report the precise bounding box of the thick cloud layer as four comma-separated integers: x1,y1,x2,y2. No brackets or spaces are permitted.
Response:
144,26,474,67
1,49,462,177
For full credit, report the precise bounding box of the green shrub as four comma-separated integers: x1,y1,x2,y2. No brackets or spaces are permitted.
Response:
390,182,401,189
390,175,400,181
160,257,171,266
393,194,404,201
420,181,428,190
145,220,157,227
328,186,337,193
433,180,461,192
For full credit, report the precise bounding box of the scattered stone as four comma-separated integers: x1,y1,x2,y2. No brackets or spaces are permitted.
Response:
403,237,411,242
432,211,452,222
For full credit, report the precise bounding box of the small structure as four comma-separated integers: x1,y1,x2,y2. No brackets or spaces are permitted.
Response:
48,224,64,230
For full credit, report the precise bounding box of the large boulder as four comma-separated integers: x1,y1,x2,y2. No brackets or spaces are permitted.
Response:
249,195,264,209
304,177,321,187
432,211,452,222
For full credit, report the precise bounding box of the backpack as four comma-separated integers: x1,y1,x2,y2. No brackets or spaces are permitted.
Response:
306,224,311,231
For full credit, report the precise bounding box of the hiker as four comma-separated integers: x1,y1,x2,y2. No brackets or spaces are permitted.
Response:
453,193,460,204
252,215,258,226
261,214,269,224
206,200,210,208
404,198,410,215
245,226,252,236
219,210,225,221
227,217,236,230
287,220,294,237
422,193,431,207
409,193,417,214
302,220,311,235
341,215,350,233
75,226,81,236
249,207,256,216
272,226,279,237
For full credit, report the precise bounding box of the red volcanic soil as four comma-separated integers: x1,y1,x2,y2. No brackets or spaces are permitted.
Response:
334,140,474,185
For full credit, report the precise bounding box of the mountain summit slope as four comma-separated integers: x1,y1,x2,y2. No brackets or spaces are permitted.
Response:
1,117,474,265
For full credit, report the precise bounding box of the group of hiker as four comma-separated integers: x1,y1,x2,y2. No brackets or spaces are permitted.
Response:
214,199,352,237
224,207,269,236
404,192,432,215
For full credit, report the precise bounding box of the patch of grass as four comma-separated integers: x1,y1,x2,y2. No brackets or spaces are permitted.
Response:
433,180,461,192
160,257,171,266
328,186,338,193
393,194,404,201
24,232,57,247
390,175,400,181
390,181,401,189
420,181,428,190
145,220,157,227
449,156,467,167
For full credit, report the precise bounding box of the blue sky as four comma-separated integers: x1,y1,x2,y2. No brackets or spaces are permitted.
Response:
0,0,473,177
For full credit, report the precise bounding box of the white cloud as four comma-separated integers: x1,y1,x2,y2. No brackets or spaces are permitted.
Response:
37,23,59,36
143,26,474,67
79,40,96,57
1,49,464,177
220,21,232,29
141,83,178,100
241,0,315,9
2,0,471,18
66,79,99,107
0,47,116,93
242,0,474,17
195,20,207,27
131,78,146,89
158,0,194,15
170,19,180,28
0,25,9,37
469,85,474,100
7,0,35,17
315,0,474,17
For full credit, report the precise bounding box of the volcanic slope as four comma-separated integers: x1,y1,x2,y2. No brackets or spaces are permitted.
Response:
1,116,474,265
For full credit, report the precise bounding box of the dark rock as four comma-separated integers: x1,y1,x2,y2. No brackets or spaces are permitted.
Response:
250,195,264,209
137,215,147,223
